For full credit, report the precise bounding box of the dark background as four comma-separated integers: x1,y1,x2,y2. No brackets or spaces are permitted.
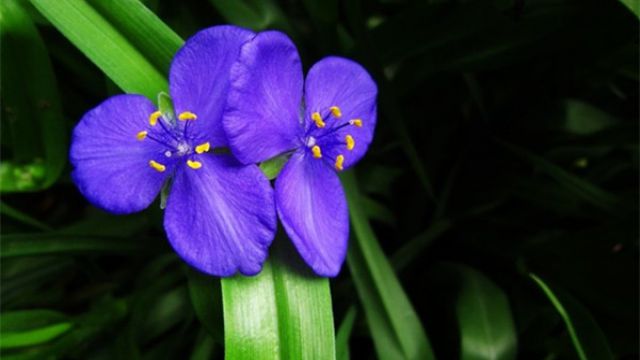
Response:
2,0,638,358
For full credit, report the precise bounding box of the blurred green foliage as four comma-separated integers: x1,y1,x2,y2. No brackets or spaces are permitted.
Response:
1,0,637,359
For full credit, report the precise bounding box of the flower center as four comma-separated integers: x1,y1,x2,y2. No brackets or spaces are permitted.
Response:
304,105,364,171
135,110,210,172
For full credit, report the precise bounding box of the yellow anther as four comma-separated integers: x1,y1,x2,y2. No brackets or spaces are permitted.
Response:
195,142,210,154
178,111,198,121
335,155,345,171
149,111,162,126
311,112,325,128
136,130,148,141
350,119,363,127
345,135,355,150
149,160,166,172
330,106,342,118
311,145,322,159
187,160,202,169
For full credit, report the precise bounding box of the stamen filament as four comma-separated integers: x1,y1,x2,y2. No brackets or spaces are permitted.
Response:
149,111,162,126
311,145,322,159
149,160,166,172
195,142,210,154
335,155,344,171
187,160,202,169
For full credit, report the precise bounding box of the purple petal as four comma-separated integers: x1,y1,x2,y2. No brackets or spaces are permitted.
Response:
304,57,377,169
70,95,171,214
275,150,348,277
164,154,276,276
223,30,304,164
169,25,255,146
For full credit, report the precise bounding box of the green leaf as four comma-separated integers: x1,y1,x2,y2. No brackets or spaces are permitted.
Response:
335,307,357,360
87,0,182,74
29,0,169,99
259,154,289,180
529,273,614,360
208,0,293,33
0,0,67,192
618,0,640,18
1,233,153,258
452,265,517,360
497,140,620,213
0,201,52,231
0,310,72,349
186,268,223,343
221,239,335,360
342,171,435,360
564,100,618,135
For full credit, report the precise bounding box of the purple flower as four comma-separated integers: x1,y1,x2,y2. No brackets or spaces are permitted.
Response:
223,31,377,276
70,26,277,276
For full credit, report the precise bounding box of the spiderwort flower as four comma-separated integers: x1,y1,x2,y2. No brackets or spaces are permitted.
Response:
223,31,377,276
70,26,276,276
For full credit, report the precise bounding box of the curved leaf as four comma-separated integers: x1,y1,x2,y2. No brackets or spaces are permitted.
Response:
342,171,435,360
529,273,614,360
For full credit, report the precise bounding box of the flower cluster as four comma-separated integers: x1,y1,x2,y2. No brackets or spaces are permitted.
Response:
71,26,377,277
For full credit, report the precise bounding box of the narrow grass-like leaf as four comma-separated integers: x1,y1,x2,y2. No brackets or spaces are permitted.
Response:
186,268,223,343
1,0,67,192
222,239,335,360
29,0,168,98
1,310,73,349
498,140,620,212
392,219,452,272
335,306,357,360
618,0,640,18
453,264,517,360
208,0,293,33
87,0,182,74
1,233,153,258
529,273,614,360
342,171,434,360
0,202,52,231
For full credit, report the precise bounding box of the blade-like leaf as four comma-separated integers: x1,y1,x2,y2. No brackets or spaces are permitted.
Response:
342,171,435,360
208,0,293,34
498,140,621,213
1,0,67,192
1,233,153,258
1,309,73,349
618,0,640,18
221,239,336,360
335,306,357,360
87,0,182,74
453,264,517,360
29,0,169,99
529,273,614,360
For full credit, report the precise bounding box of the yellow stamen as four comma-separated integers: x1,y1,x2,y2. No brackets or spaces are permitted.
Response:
330,106,342,118
149,111,162,126
178,111,198,121
195,142,210,154
136,130,148,141
149,160,166,172
311,145,322,159
311,112,325,128
335,155,344,171
350,119,363,127
187,160,202,169
345,135,355,150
